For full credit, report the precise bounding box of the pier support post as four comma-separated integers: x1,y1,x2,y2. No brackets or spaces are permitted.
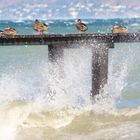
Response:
48,44,64,100
91,43,113,99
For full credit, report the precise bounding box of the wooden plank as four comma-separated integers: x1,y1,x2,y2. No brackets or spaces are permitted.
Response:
113,33,140,43
91,43,113,98
0,33,140,46
1,33,140,46
0,34,113,46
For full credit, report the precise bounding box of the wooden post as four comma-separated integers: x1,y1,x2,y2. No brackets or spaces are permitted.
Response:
48,44,64,101
91,43,113,99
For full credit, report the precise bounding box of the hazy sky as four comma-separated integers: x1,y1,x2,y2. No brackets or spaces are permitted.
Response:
0,0,140,20
1,0,140,7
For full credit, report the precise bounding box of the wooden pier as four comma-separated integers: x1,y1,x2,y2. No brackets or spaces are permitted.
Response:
0,33,140,100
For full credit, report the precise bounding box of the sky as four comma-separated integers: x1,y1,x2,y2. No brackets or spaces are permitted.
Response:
0,0,140,20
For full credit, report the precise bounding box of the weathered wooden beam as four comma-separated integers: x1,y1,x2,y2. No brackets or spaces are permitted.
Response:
91,43,113,98
113,33,140,43
0,34,113,46
1,33,140,46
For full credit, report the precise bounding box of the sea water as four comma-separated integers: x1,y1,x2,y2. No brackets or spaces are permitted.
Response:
0,19,140,140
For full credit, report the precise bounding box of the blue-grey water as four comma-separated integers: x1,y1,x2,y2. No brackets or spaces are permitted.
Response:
0,19,140,140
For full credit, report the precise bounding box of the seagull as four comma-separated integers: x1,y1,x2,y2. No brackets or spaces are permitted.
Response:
76,19,88,32
33,19,48,34
112,25,128,33
2,27,17,35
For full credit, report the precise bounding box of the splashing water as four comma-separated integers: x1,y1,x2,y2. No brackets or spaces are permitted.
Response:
0,126,16,140
0,19,140,140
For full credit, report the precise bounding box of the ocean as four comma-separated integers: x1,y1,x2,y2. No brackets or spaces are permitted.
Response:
0,19,140,140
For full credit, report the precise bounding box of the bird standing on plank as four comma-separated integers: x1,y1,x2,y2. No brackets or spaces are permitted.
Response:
2,27,17,36
112,25,128,33
76,19,88,32
33,19,48,34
